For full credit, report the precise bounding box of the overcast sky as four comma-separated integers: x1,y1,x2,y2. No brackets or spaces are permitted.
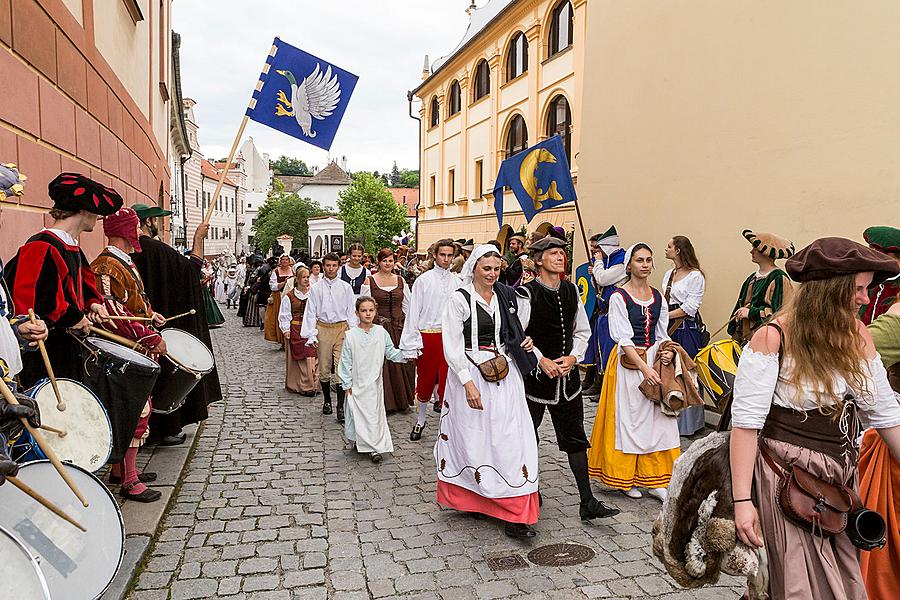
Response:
173,1,475,173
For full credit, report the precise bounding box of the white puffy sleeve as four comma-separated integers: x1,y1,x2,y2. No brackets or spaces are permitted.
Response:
679,271,705,318
607,292,635,347
571,296,591,362
278,293,292,334
731,349,780,429
269,270,279,291
300,286,319,344
656,298,671,344
400,278,424,355
858,356,900,429
442,291,473,386
402,280,411,315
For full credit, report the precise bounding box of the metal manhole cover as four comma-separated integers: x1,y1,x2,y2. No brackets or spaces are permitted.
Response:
485,553,529,571
527,543,595,567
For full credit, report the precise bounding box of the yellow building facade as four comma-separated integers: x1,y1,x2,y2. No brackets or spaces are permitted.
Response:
413,0,587,250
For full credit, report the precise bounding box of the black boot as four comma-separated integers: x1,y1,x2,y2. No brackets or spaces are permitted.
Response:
336,388,345,424
568,450,619,520
504,522,536,539
581,366,596,392
322,383,333,415
579,497,620,520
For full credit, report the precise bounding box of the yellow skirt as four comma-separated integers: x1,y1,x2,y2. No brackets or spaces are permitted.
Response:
586,348,680,490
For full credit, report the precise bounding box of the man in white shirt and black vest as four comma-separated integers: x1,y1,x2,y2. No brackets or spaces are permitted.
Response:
516,235,620,521
339,242,368,296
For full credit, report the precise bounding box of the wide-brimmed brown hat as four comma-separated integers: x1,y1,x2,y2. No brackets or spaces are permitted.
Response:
743,229,795,260
786,237,900,287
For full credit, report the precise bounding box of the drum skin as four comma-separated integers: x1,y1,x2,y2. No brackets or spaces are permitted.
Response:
0,461,124,600
0,524,51,600
152,328,214,414
28,378,113,472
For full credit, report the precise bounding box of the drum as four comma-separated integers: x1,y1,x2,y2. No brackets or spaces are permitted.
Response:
694,339,742,414
81,337,159,463
0,460,124,600
152,328,215,414
26,378,112,472
0,524,51,600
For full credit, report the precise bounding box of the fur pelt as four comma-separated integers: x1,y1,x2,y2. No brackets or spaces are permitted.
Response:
652,432,768,598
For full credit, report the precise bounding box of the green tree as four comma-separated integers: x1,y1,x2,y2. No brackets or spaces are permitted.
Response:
337,173,409,253
252,179,329,252
270,155,312,176
397,169,419,188
389,161,401,187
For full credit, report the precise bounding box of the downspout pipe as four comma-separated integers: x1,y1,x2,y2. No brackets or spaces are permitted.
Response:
407,90,421,251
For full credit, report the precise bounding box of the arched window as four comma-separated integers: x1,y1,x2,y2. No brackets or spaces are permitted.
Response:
546,95,572,160
548,1,574,57
506,32,528,81
505,114,528,158
447,81,461,117
429,96,440,128
472,59,490,102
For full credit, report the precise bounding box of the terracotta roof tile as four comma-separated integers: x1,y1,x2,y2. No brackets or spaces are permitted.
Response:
200,158,237,188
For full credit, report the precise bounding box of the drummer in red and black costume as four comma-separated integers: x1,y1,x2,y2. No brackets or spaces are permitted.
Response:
90,206,165,502
4,172,116,388
860,226,900,325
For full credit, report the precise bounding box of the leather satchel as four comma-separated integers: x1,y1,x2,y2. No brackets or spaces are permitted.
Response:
620,347,648,370
467,348,509,383
761,447,852,537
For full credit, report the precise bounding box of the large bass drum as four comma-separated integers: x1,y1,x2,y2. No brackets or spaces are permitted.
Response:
152,328,214,414
0,524,51,600
0,460,125,600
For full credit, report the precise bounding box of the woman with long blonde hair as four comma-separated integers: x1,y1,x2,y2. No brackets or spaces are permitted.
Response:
279,264,318,396
730,238,900,600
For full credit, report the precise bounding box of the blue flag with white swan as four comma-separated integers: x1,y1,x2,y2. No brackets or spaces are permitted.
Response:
492,135,576,227
246,38,358,151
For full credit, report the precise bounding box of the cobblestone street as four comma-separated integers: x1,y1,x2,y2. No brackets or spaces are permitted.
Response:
128,313,744,600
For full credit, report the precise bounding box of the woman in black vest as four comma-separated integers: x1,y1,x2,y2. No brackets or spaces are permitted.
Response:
436,245,539,539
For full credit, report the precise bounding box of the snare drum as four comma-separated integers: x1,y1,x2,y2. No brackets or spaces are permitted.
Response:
0,460,124,600
152,328,215,414
80,337,159,463
25,378,112,472
0,524,51,600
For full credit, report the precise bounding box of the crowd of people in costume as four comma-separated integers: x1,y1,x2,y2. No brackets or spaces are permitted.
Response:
3,159,900,598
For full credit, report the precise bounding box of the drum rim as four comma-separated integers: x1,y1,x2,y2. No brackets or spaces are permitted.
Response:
29,378,114,471
160,328,215,372
84,336,160,369
15,459,126,600
0,524,52,600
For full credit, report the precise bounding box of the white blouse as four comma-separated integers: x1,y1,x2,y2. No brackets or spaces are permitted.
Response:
278,289,309,334
607,289,670,348
400,266,461,355
662,269,705,317
441,285,503,387
732,349,900,430
359,278,411,315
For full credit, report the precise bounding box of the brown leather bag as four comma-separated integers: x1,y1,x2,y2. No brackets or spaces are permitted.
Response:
761,447,852,537
620,347,648,370
467,348,509,383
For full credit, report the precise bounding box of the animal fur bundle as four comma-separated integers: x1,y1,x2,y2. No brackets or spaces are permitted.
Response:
652,432,768,597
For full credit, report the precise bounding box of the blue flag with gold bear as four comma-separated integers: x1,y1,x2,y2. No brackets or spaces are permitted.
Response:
246,38,358,151
493,135,576,227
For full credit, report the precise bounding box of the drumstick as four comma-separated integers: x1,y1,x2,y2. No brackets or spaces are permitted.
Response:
27,309,66,411
87,326,146,352
6,476,86,532
708,317,736,340
39,424,68,438
103,315,153,322
0,379,89,507
165,309,196,322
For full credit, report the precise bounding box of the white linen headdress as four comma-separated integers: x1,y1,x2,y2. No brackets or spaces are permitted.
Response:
623,242,651,275
460,244,501,286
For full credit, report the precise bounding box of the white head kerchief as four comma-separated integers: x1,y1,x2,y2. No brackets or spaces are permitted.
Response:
623,242,651,275
460,244,500,286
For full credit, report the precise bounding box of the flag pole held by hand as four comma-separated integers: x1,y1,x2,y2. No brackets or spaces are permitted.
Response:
28,309,65,411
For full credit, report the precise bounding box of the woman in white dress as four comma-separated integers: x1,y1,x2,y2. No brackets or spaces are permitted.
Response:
436,245,540,539
663,235,707,435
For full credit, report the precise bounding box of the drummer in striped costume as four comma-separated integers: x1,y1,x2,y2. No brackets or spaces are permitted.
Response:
91,206,165,502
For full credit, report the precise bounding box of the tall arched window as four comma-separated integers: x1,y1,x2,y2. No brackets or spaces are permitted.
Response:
506,32,528,81
447,81,461,117
546,95,572,160
505,114,528,157
472,59,490,102
548,1,574,57
429,96,440,128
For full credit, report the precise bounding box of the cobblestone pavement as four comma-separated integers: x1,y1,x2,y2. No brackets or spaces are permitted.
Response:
128,312,744,600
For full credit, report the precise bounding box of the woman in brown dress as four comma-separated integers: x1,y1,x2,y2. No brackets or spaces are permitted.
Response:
279,265,319,395
264,254,294,345
361,248,415,412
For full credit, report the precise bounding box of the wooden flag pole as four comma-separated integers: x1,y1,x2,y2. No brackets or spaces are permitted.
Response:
201,40,279,229
572,197,593,262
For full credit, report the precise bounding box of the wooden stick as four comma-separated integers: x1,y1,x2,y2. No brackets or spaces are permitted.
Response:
0,379,89,507
39,424,68,438
28,309,65,411
87,326,146,352
6,476,86,532
165,309,196,322
103,314,153,322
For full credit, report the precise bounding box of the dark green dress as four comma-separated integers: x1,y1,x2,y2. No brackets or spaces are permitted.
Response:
727,269,791,345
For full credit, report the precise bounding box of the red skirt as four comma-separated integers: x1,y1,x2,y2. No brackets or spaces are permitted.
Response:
437,481,539,524
289,322,317,359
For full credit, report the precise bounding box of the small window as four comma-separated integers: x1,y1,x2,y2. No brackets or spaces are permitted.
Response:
429,175,436,206
546,95,572,161
195,190,199,207
447,168,455,203
474,159,483,199
447,81,461,117
505,115,528,158
472,60,490,102
429,96,440,128
506,32,528,81
548,1,574,57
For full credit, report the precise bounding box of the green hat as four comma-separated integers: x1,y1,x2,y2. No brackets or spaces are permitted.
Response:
133,203,172,219
863,226,900,254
